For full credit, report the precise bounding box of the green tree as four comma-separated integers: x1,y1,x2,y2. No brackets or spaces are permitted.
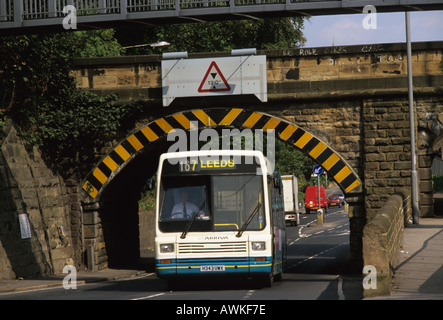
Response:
0,31,139,174
275,139,315,178
116,17,306,54
71,29,124,57
274,139,316,194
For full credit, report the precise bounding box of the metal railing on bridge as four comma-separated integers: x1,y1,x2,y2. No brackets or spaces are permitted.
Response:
0,0,442,33
0,0,302,21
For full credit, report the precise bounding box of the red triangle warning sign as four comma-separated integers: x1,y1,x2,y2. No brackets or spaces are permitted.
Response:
198,61,231,93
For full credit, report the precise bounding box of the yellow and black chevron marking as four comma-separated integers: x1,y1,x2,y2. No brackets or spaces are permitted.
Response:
82,108,361,199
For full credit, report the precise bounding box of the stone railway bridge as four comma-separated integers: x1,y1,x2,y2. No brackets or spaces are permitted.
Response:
1,41,443,280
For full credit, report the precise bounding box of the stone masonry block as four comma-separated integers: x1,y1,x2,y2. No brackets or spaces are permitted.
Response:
339,64,371,78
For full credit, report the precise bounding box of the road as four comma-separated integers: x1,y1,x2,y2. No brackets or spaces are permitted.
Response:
0,207,363,304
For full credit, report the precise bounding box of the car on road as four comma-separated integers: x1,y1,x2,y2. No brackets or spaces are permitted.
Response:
327,195,344,208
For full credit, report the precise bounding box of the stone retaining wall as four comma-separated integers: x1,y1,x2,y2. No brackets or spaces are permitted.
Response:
362,190,412,297
0,120,77,279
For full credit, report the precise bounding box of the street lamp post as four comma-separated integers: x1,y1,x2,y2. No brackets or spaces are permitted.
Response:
405,11,420,224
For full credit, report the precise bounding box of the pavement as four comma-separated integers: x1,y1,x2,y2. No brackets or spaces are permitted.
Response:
378,192,443,299
1,217,443,299
372,216,443,300
0,266,152,294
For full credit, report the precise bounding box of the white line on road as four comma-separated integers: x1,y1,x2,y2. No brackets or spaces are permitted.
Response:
131,292,166,300
288,242,347,269
241,290,255,300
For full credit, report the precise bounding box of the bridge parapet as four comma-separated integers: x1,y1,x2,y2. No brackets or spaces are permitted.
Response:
362,189,411,297
72,42,443,104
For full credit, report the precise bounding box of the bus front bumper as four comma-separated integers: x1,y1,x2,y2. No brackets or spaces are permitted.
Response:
156,256,272,279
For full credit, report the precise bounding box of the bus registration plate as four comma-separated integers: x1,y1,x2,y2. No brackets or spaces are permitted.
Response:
200,265,225,272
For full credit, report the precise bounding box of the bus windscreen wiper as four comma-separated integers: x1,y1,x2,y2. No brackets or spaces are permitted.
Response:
236,203,262,238
180,199,206,239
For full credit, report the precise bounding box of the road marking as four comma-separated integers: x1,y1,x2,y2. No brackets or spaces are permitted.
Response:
287,209,349,249
114,272,154,281
288,242,347,269
241,290,255,300
338,276,345,300
131,292,165,300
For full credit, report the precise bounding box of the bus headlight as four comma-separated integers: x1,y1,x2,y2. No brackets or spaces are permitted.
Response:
160,243,174,253
251,242,266,251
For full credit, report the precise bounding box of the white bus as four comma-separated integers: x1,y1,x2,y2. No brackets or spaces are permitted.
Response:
154,150,286,288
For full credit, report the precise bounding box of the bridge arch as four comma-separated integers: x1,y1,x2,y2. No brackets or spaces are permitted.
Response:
81,107,361,202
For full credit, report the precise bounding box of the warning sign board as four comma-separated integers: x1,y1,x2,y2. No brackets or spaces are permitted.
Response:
162,55,267,106
198,61,231,93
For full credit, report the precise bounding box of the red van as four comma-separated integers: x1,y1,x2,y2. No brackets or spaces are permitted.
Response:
304,186,328,214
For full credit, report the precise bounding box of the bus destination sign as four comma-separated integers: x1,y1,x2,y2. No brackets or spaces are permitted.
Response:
162,156,260,175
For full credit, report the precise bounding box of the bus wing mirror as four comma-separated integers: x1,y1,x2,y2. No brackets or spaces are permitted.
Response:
273,177,281,189
146,178,156,190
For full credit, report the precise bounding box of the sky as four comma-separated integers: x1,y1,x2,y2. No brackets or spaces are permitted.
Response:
302,10,443,48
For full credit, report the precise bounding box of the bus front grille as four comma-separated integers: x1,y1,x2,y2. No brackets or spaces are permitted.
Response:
178,242,247,254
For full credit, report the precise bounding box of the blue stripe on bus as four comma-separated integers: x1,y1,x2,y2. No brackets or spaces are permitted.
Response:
156,257,273,277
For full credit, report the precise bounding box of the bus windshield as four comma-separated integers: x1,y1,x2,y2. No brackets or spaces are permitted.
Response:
212,175,264,232
158,175,264,233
